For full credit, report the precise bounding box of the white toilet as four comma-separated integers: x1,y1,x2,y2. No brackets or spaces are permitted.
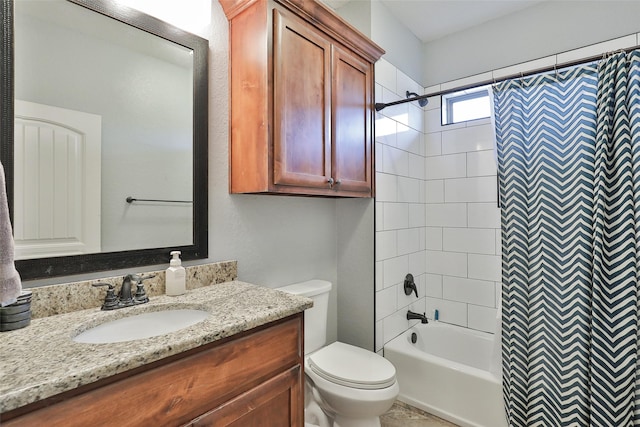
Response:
277,280,398,427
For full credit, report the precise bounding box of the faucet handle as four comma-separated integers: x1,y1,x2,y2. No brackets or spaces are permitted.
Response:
92,282,118,310
404,273,418,298
133,274,155,303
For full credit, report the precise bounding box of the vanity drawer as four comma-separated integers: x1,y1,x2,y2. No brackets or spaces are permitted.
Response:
189,365,302,426
3,314,304,426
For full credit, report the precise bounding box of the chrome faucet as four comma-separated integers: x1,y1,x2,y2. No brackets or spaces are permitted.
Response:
407,310,429,324
93,274,153,310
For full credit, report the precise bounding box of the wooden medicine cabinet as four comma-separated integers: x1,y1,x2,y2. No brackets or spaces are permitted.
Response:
221,0,385,197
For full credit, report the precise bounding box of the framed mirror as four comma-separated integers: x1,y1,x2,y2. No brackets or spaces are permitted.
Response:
1,0,208,280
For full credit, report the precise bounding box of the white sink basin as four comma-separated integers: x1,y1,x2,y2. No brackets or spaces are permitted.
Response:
73,309,209,344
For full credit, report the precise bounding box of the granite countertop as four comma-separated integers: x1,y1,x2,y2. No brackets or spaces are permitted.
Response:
0,281,312,414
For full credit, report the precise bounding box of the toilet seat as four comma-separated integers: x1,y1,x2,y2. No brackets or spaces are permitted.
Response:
307,342,396,390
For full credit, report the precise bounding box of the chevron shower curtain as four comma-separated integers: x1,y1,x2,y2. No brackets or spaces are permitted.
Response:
494,50,640,427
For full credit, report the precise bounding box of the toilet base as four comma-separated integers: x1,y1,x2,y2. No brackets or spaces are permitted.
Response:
304,378,387,427
304,369,397,427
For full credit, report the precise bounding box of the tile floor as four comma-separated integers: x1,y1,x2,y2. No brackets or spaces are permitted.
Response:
380,401,459,427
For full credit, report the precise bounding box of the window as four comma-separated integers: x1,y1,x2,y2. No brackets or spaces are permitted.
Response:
441,85,491,125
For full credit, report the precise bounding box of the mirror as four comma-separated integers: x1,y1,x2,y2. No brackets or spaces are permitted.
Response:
1,0,208,280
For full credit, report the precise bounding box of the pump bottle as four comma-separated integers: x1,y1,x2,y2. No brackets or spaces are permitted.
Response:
166,251,186,296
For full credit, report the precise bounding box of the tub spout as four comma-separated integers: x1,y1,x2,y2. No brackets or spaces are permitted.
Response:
407,310,428,324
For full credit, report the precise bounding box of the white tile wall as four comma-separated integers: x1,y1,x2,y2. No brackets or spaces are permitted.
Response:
467,150,497,177
468,254,501,281
441,125,494,154
397,124,424,155
376,286,397,320
422,93,501,336
375,230,396,261
425,250,468,277
383,255,409,288
425,273,443,298
444,176,498,203
425,132,442,157
426,203,467,227
409,153,426,179
383,203,408,230
425,227,443,250
375,60,428,350
426,297,467,327
375,59,397,93
468,304,498,333
397,177,421,203
397,228,420,255
442,228,496,254
443,276,495,306
373,32,640,349
408,251,426,276
425,180,444,203
408,203,426,228
381,145,409,176
426,153,466,180
397,69,423,98
375,172,397,202
468,203,501,228
375,59,501,351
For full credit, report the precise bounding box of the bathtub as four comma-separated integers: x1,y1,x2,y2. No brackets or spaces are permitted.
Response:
384,322,507,427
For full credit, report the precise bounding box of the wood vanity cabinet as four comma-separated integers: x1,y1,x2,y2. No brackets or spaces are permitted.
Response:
221,0,385,197
1,314,304,426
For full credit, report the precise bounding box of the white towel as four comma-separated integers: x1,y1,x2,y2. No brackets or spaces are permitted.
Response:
0,161,21,306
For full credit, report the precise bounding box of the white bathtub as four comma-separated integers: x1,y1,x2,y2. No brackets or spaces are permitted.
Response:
384,322,507,427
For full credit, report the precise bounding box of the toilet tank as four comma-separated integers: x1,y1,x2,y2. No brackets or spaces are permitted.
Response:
276,280,332,354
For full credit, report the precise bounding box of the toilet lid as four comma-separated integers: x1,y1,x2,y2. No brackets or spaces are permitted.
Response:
308,342,396,390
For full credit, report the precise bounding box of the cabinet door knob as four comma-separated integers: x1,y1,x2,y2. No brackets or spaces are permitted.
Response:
327,177,334,187
334,179,341,186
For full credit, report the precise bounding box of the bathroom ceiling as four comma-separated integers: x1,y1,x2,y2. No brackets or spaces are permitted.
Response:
326,0,546,43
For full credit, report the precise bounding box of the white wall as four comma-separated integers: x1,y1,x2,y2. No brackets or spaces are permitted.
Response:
337,199,375,350
370,1,423,85
375,4,640,350
423,0,640,87
374,75,501,349
22,0,353,346
423,105,501,333
332,0,371,38
207,1,342,344
332,0,424,86
374,58,427,352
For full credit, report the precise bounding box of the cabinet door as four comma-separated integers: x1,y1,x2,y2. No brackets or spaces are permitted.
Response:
189,366,303,426
332,46,373,195
273,9,332,190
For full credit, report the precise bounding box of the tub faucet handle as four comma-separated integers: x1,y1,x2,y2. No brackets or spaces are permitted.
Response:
404,273,418,298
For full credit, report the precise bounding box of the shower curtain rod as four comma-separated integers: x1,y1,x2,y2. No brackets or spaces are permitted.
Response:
374,44,640,112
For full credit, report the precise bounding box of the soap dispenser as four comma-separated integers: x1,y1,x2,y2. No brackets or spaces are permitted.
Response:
166,251,186,296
